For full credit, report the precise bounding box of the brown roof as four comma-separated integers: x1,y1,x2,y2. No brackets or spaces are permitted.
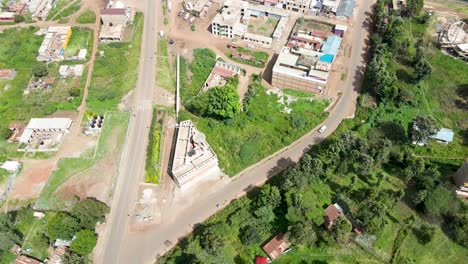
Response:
324,204,343,228
262,234,290,260
0,69,16,78
100,8,127,15
14,255,42,264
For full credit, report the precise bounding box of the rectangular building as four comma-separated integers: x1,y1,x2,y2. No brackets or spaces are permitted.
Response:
281,0,311,13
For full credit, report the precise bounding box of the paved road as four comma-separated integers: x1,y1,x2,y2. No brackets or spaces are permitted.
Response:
104,0,375,263
98,0,158,263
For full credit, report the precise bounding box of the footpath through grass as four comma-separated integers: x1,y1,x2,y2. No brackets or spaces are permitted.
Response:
87,13,144,112
47,0,82,21
35,112,130,210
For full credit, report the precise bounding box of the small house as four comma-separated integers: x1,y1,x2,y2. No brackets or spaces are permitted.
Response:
262,234,290,260
324,203,344,230
14,255,43,264
0,161,21,173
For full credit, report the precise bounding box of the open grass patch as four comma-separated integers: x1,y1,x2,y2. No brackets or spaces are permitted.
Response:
47,0,82,21
283,88,315,98
226,46,269,68
64,27,93,57
156,38,175,92
76,9,96,24
145,109,164,184
34,112,130,210
87,13,143,111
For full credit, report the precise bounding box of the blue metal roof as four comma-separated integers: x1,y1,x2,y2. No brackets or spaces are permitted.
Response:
321,36,342,56
319,54,334,63
336,0,356,18
431,128,454,143
314,0,323,9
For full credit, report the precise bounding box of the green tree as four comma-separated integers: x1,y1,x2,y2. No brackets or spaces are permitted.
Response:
413,57,432,82
405,0,424,17
424,185,457,217
240,221,269,245
70,229,97,256
449,213,468,247
366,52,398,102
254,205,275,223
374,1,388,35
0,213,22,256
287,222,317,247
63,252,85,264
13,15,25,23
206,84,241,119
333,217,352,243
32,64,48,78
47,213,80,240
257,184,281,208
415,223,436,244
200,222,228,254
70,198,109,230
410,115,438,144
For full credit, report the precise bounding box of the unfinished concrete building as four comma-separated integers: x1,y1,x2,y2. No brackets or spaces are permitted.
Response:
36,26,72,62
439,21,468,60
281,0,311,13
99,5,132,42
171,120,220,188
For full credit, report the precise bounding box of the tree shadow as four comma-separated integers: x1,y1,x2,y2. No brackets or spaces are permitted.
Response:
378,121,408,143
267,157,295,178
262,53,278,84
454,84,468,110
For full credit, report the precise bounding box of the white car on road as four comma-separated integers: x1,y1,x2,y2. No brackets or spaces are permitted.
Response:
318,125,327,133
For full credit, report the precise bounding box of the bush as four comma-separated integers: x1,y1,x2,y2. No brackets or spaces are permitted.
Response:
32,64,48,77
70,229,97,256
76,10,96,24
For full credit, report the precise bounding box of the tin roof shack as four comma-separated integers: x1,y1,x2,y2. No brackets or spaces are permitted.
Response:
335,0,355,20
324,203,344,229
0,69,17,80
25,77,55,92
453,159,468,199
0,11,15,22
262,234,291,260
170,120,221,189
36,26,73,62
202,60,242,92
430,128,454,144
14,255,43,264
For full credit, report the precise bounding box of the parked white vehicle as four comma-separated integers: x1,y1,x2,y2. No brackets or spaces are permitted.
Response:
318,125,327,133
159,30,164,37
184,13,190,20
189,17,195,23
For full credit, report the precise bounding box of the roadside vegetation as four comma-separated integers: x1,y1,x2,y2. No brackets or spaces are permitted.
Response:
160,0,467,262
87,13,143,112
0,199,108,262
76,9,96,24
156,38,175,92
180,49,329,175
145,109,164,184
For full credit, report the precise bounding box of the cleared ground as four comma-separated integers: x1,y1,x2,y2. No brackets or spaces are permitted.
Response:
248,17,279,37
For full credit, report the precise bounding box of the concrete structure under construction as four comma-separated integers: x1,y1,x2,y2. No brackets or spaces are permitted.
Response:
171,120,220,188
99,5,132,42
58,64,84,78
24,0,55,21
184,0,212,18
439,21,468,60
202,60,242,92
282,0,311,13
36,26,72,62
211,0,289,47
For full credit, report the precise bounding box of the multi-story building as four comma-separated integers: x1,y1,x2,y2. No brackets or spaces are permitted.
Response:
281,0,311,13
211,0,249,39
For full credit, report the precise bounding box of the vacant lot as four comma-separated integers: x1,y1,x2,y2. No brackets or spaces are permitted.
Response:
47,0,82,21
35,112,129,210
87,13,143,112
76,9,96,24
294,19,334,33
64,27,93,57
248,17,279,37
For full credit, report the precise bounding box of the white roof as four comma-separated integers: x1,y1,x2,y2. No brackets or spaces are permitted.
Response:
0,161,21,172
26,118,73,130
335,24,348,31
78,49,87,59
0,12,15,18
19,129,34,143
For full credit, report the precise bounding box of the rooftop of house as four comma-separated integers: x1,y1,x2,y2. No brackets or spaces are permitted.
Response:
324,203,344,223
262,234,290,260
100,8,127,15
431,128,455,143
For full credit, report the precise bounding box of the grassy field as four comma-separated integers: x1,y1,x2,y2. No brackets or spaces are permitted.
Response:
76,9,96,24
47,0,82,21
34,112,129,210
12,207,57,260
156,38,175,92
87,13,143,112
64,27,93,57
145,109,164,184
248,17,279,37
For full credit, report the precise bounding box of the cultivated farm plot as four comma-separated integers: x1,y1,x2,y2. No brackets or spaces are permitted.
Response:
248,17,279,37
34,112,130,210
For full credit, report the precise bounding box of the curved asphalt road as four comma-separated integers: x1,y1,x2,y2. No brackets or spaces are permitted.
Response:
99,0,375,263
